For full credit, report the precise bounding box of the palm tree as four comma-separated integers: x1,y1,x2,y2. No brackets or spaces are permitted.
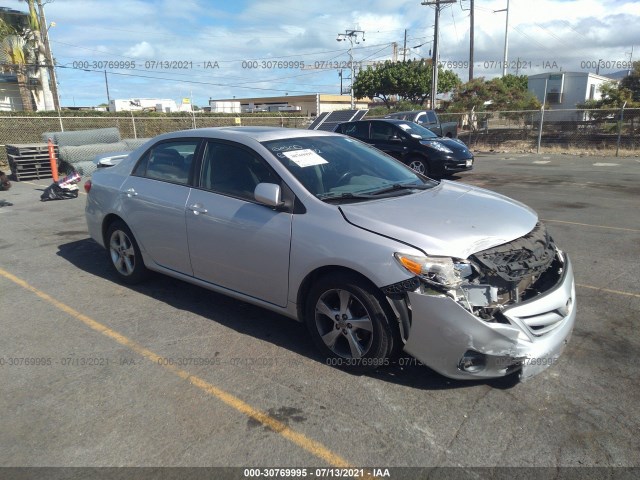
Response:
0,20,35,111
0,1,55,111
24,0,55,110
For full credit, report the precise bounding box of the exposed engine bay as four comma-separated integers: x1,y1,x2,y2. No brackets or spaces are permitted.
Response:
420,223,561,321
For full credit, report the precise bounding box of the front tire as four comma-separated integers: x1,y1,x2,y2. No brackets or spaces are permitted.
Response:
105,220,149,284
407,156,429,176
305,273,396,372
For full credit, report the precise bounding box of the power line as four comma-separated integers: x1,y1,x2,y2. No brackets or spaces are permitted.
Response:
51,38,391,65
56,65,335,94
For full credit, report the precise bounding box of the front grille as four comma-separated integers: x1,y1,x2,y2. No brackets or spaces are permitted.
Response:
503,280,573,337
471,222,555,286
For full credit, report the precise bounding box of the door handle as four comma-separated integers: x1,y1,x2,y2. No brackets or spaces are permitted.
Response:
188,203,208,215
125,188,138,197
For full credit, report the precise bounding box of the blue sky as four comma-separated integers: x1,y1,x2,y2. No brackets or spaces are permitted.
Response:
2,0,639,107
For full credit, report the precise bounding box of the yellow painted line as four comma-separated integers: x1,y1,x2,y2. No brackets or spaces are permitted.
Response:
0,267,353,469
577,283,640,299
542,218,640,233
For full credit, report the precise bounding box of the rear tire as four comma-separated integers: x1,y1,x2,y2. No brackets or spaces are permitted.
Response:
305,273,397,372
105,220,149,284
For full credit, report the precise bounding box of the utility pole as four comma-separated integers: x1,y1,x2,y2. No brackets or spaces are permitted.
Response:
392,42,398,62
104,70,111,106
403,29,407,62
494,0,510,76
469,0,474,81
336,29,365,109
37,0,60,110
422,0,456,109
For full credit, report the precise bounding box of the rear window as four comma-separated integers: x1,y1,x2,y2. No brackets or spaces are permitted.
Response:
395,122,438,139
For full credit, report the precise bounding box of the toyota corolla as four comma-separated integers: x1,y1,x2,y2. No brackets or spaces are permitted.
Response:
85,127,576,381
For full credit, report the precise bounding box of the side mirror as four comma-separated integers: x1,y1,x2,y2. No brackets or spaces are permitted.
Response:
254,183,284,209
389,135,403,143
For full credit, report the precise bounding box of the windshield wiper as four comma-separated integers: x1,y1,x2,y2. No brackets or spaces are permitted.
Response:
367,183,431,196
318,192,376,203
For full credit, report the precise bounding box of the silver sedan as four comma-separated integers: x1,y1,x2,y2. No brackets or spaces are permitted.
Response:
85,127,576,380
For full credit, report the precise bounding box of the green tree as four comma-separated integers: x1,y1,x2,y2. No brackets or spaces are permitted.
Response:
498,73,528,92
620,61,640,103
578,81,635,110
353,60,461,108
447,76,540,112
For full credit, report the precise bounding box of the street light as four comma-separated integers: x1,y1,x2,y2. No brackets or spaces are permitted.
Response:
336,29,365,109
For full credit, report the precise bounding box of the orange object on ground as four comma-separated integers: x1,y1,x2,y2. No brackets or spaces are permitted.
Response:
47,138,59,182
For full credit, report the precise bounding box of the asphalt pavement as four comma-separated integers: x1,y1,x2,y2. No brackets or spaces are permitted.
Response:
0,152,638,478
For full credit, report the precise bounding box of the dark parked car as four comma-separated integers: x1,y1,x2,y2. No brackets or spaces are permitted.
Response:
384,110,458,138
335,119,473,177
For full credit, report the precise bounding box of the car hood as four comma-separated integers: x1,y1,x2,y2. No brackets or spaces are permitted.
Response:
339,180,538,258
422,137,471,155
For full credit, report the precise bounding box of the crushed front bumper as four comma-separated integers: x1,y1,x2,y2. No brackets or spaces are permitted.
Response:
402,253,576,381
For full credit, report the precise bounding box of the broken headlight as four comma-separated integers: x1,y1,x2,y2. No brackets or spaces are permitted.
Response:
394,253,472,289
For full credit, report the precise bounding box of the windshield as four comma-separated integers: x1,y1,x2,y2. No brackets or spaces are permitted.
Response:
261,136,436,200
394,122,439,139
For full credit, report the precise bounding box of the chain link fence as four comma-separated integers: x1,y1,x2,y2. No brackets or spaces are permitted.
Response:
0,114,311,171
440,108,639,154
1,109,638,176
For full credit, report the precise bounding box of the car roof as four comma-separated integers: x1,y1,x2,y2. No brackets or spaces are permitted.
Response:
387,111,414,116
150,126,338,144
345,118,412,126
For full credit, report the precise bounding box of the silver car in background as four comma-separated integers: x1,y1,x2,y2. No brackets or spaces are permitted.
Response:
85,127,576,381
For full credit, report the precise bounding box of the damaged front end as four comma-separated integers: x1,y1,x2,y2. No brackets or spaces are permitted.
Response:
383,222,576,380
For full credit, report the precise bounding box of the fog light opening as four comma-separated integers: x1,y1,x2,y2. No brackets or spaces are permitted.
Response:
458,350,487,373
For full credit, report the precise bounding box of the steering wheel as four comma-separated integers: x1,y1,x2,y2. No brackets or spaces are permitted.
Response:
335,172,353,187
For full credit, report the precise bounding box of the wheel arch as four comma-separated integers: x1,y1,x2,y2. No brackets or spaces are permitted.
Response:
295,265,383,322
102,213,125,246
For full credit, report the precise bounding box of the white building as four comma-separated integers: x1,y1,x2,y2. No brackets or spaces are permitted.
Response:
209,100,241,113
0,75,24,111
109,98,178,112
211,94,370,116
528,72,614,121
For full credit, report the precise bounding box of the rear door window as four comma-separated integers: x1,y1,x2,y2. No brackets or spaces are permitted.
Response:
339,122,369,140
133,140,199,185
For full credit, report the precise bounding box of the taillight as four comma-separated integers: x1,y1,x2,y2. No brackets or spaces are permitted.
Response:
84,180,92,193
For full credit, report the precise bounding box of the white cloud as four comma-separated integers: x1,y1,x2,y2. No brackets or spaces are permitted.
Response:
1,0,635,105
124,41,155,58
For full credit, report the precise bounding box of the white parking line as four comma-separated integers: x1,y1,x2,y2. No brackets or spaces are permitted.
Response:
593,163,619,166
533,160,551,164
